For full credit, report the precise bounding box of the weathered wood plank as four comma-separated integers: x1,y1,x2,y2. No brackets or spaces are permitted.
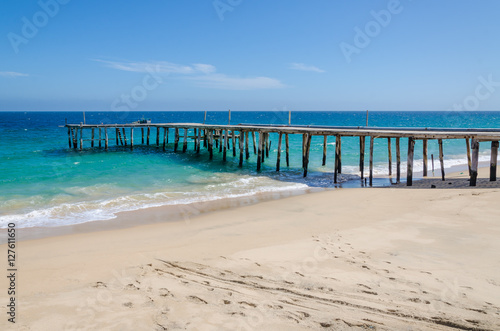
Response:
130,128,134,149
239,130,244,167
252,131,257,155
438,139,445,181
257,131,262,171
285,133,290,167
156,127,160,147
466,138,472,176
369,136,374,186
245,131,250,159
359,136,365,179
387,137,392,176
147,127,150,146
407,137,415,186
163,127,167,151
197,128,202,153
68,127,72,148
322,135,327,166
276,132,283,172
174,128,179,152
122,128,127,146
470,139,479,186
223,129,228,161
232,130,236,157
141,127,144,144
423,139,428,177
183,128,188,153
490,141,498,181
303,133,311,177
396,137,401,183
91,128,95,148
105,128,108,150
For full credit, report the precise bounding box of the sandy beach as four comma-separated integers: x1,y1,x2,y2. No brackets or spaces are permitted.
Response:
1,167,500,330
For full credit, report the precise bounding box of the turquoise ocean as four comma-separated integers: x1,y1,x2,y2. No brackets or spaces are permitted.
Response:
1,111,500,229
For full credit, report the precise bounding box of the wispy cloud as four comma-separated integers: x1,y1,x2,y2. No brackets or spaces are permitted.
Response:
289,63,325,73
0,71,29,78
95,59,284,90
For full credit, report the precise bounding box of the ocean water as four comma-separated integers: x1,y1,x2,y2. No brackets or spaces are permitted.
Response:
1,111,499,229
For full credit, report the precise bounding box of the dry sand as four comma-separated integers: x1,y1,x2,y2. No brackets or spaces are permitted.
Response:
1,168,500,330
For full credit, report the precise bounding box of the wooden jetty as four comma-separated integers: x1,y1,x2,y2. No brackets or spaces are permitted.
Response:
64,122,500,187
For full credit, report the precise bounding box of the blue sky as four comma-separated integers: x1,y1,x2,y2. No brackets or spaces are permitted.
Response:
1,0,499,111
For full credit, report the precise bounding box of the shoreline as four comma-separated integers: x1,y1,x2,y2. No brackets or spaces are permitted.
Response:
8,161,498,244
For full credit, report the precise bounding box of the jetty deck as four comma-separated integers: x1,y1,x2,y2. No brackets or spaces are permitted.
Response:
64,122,500,187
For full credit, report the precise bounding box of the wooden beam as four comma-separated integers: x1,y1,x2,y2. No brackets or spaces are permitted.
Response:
208,130,213,160
104,128,108,150
396,137,401,183
257,131,262,171
147,127,150,146
91,128,95,148
265,133,270,158
156,127,160,147
338,135,342,174
183,128,188,153
407,137,415,186
79,127,83,150
369,136,374,186
466,138,472,176
335,135,341,176
232,130,236,157
359,136,365,180
197,128,202,153
174,128,179,152
438,139,445,181
252,131,257,154
423,139,428,177
303,133,311,177
130,128,134,149
490,141,498,181
122,128,127,146
163,127,167,151
245,131,250,159
141,127,144,144
322,135,327,166
99,128,102,148
285,133,290,167
470,139,479,186
115,128,119,145
223,129,228,161
387,138,392,176
276,132,283,172
68,127,72,148
239,130,244,167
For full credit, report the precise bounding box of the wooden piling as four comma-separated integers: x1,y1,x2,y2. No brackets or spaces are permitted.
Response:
166,128,169,144
490,141,498,181
335,135,341,176
338,136,342,173
71,128,77,148
276,132,283,172
163,128,167,151
303,133,312,177
105,128,108,150
130,128,134,149
470,139,479,186
261,133,266,163
239,130,244,167
99,128,102,148
252,131,257,154
369,136,374,186
257,131,262,171
232,131,236,157
285,134,290,167
359,136,365,179
466,138,472,176
223,129,228,161
265,133,270,158
118,128,124,145
183,128,188,153
197,128,201,153
302,134,306,169
141,127,144,144
156,127,160,147
208,130,213,160
423,139,428,177
91,128,95,148
322,135,327,166
407,137,415,186
438,139,445,181
68,127,72,148
147,127,150,146
387,138,392,176
79,127,83,150
219,130,223,153
245,131,250,159
115,128,119,145
396,137,401,183
174,128,179,152
122,128,127,146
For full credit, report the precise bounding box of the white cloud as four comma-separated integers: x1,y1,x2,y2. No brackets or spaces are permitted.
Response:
289,63,325,73
0,71,29,78
95,59,285,90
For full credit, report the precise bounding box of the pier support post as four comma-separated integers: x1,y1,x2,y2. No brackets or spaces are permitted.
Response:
99,128,102,148
68,127,72,148
470,139,479,186
252,131,257,154
322,135,327,166
466,138,472,176
105,128,108,150
276,132,283,172
438,139,445,181
147,127,150,146
91,128,95,148
183,128,188,153
174,128,179,152
156,127,160,147
115,128,119,145
261,133,266,163
208,130,213,160
223,129,228,161
163,128,167,151
285,134,290,167
239,130,244,167
71,128,77,149
232,131,236,157
141,128,144,144
423,139,428,177
122,128,127,146
387,138,392,176
359,136,365,180
407,137,415,186
79,127,83,150
193,129,197,151
130,128,134,149
335,135,341,180
490,141,498,181
197,128,202,153
257,131,262,171
369,136,374,186
303,133,311,177
245,131,250,159
203,129,207,148
396,138,401,183
265,133,270,158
